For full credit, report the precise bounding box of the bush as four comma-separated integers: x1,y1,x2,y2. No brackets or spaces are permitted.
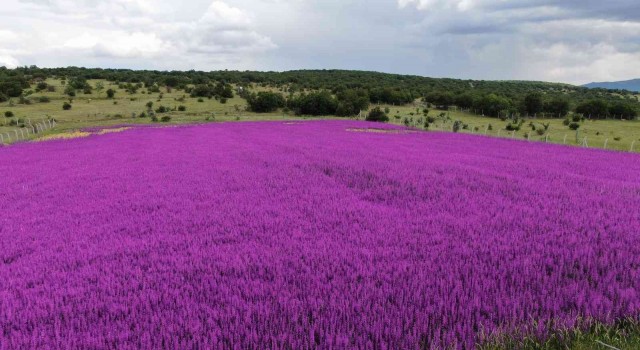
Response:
569,122,580,130
62,102,72,110
452,120,463,133
38,96,51,103
155,106,168,113
365,107,389,122
247,91,286,113
290,91,338,116
178,105,186,112
106,89,116,99
161,116,171,122
197,98,204,103
4,111,14,118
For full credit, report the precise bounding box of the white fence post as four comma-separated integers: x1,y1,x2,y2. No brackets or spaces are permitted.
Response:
545,135,549,143
631,140,636,152
603,139,608,149
563,134,567,144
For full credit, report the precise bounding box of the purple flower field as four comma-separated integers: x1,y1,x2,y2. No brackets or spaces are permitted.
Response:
1,120,639,349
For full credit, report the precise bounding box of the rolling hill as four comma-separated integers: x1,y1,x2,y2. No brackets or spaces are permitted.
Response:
583,78,640,92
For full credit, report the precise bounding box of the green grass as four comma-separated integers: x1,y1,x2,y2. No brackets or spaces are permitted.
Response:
383,104,640,153
2,79,639,154
480,319,640,350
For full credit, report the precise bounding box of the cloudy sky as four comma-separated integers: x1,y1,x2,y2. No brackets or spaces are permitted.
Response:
1,0,639,84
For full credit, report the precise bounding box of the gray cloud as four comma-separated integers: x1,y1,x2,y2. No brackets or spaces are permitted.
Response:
1,0,639,84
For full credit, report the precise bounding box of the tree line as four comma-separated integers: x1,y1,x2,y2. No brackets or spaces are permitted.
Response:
1,66,638,119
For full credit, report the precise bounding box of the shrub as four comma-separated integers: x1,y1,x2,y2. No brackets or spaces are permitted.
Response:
62,102,72,110
138,112,147,118
247,92,286,113
35,81,48,92
155,106,168,113
197,98,204,103
146,101,154,109
178,105,186,112
366,107,389,122
4,111,14,118
106,89,116,99
220,97,228,104
452,120,463,133
536,129,545,136
614,136,622,141
161,116,171,122
569,122,580,130
38,96,51,103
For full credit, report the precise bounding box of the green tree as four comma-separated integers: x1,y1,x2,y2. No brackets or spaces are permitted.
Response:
106,88,116,99
247,91,286,113
336,89,370,116
523,93,543,116
365,107,389,122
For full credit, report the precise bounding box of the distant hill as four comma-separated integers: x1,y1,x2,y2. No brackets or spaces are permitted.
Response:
583,79,640,92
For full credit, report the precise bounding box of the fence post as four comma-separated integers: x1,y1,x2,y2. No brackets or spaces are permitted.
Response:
563,134,567,144
511,130,515,138
527,133,530,141
484,125,488,135
497,129,502,137
545,135,549,143
0,133,3,143
582,137,588,148
603,139,608,149
14,130,19,140
631,140,636,152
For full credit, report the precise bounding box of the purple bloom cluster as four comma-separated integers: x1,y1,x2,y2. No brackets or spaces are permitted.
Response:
1,121,639,349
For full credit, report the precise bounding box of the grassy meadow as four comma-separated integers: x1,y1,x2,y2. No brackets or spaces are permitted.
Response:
1,78,639,154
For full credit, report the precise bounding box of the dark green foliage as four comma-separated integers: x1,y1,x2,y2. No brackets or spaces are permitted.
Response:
289,91,338,116
544,97,570,117
609,102,637,119
576,100,609,118
4,111,14,118
365,107,389,122
569,122,581,130
161,116,171,122
35,81,48,92
475,94,512,118
64,85,76,97
247,91,286,113
155,106,168,113
62,102,72,110
335,89,369,116
523,93,543,115
178,105,186,112
106,89,115,99
38,96,50,103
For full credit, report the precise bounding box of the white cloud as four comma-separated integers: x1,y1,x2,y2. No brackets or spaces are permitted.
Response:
1,0,640,83
7,0,276,69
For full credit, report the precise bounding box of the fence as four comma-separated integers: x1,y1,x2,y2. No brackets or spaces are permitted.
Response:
429,122,638,153
0,118,56,145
